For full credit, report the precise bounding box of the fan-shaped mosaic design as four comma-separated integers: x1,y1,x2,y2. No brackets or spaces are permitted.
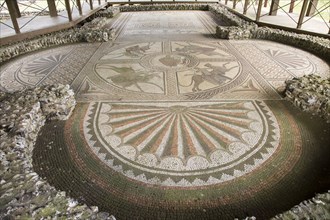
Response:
0,53,68,91
20,54,68,77
0,43,99,92
264,49,310,69
84,101,280,187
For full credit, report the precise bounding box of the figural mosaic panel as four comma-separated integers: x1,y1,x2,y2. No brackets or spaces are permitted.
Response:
91,41,241,97
73,40,328,102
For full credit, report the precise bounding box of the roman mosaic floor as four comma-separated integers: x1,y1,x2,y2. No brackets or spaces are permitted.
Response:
1,11,329,219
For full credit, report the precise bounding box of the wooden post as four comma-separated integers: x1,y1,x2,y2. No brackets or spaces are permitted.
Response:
243,0,250,14
297,0,309,29
76,0,83,15
5,0,20,33
98,0,101,5
225,0,228,5
64,0,72,21
289,0,295,13
13,0,21,18
269,0,280,15
233,0,237,9
306,0,318,16
264,0,268,7
89,0,94,10
256,0,263,21
47,0,58,17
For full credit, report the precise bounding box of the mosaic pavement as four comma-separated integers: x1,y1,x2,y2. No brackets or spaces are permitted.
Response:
1,10,329,219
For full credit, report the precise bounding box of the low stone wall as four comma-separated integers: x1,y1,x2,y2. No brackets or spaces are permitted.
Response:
0,85,114,219
209,4,330,59
95,6,120,18
253,27,330,60
272,191,330,219
119,4,208,12
0,7,119,63
285,75,330,122
209,4,257,39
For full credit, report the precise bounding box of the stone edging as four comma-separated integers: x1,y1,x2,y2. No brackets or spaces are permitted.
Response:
0,7,119,63
119,4,208,12
285,75,330,122
252,27,330,60
208,4,330,60
271,191,330,219
0,84,115,219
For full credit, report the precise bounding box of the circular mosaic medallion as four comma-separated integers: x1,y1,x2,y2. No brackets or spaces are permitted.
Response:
140,52,199,72
84,101,280,187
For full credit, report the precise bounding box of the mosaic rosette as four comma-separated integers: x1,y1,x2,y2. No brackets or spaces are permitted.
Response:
83,101,280,187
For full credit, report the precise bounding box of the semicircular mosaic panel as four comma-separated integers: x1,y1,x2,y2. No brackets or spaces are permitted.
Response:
33,99,308,219
83,100,280,187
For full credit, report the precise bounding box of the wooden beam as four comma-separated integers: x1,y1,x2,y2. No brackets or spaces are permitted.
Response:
269,0,280,15
233,0,237,9
243,0,250,14
5,0,20,33
256,0,263,21
306,0,318,16
76,0,83,15
297,0,309,29
89,0,94,10
289,0,295,13
47,0,58,17
64,0,72,21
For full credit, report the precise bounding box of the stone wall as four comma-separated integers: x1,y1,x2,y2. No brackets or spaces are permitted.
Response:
209,4,257,39
0,85,114,219
285,75,330,122
272,191,330,220
253,27,330,60
209,4,330,60
95,6,120,18
119,4,208,12
0,7,119,63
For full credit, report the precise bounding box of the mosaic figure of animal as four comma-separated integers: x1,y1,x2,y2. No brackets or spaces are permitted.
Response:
180,62,238,92
125,42,155,57
106,66,163,92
